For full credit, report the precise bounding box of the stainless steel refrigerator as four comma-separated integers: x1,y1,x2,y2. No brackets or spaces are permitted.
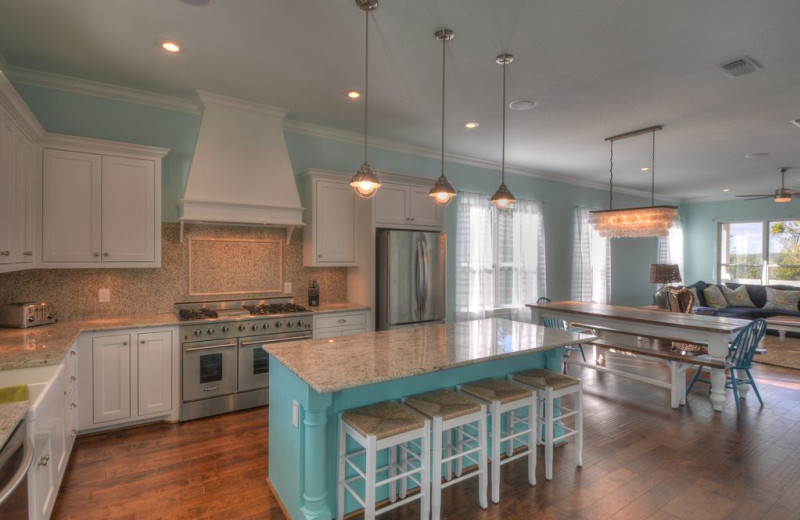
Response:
376,229,446,330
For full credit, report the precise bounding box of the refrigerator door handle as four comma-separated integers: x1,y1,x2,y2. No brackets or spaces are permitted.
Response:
420,240,429,314
415,239,425,316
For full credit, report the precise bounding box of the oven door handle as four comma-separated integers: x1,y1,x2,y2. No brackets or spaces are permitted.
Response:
240,335,312,347
0,438,33,505
184,342,237,352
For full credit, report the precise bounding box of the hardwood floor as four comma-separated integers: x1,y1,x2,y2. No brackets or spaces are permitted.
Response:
52,352,800,520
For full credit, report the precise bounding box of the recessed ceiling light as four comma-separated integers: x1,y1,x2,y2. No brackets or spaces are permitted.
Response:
344,90,362,100
722,188,731,192
509,99,537,111
745,152,770,158
160,40,183,53
464,122,479,129
640,167,650,172
791,119,800,128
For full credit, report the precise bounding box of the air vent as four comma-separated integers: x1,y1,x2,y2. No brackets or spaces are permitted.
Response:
792,119,800,129
717,56,761,78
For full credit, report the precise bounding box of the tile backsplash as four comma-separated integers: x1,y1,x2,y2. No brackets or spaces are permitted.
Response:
0,223,347,320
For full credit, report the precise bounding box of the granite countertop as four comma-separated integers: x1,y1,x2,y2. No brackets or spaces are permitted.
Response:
266,318,595,394
310,302,370,314
0,313,179,371
0,401,27,448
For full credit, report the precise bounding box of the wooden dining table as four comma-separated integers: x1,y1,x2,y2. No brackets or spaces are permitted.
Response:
527,301,752,412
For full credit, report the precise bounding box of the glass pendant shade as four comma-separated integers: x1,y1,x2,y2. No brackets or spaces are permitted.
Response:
349,161,381,198
429,175,456,206
490,182,516,209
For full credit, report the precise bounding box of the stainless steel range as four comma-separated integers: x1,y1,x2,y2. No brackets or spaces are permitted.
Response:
176,297,313,421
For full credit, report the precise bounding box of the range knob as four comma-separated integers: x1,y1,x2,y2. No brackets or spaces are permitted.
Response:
263,323,270,330
221,325,230,333
194,329,202,336
207,328,215,335
286,321,294,328
251,324,260,331
274,321,282,328
296,320,304,327
28,316,35,322
238,324,246,332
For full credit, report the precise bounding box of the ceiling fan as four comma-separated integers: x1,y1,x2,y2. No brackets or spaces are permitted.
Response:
737,167,797,202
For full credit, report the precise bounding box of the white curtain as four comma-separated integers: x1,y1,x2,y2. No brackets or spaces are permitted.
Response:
508,199,546,320
572,207,610,303
456,192,495,320
658,217,684,284
455,193,546,321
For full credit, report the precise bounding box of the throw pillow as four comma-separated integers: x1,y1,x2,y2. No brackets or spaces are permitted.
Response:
721,285,756,307
763,287,800,311
703,285,728,310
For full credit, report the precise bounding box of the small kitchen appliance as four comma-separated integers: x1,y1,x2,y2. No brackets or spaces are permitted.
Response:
0,302,56,328
308,280,319,306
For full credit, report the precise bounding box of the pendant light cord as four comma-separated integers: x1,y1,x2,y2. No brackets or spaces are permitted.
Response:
501,58,507,185
651,128,656,206
363,9,369,163
440,34,446,177
609,139,614,210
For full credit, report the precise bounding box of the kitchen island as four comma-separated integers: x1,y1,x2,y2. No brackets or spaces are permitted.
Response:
265,318,595,520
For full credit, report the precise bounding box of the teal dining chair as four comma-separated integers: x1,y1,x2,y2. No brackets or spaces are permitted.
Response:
685,318,767,413
536,297,586,362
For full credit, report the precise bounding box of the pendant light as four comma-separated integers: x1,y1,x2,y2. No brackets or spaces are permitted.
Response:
428,29,457,207
588,125,679,238
349,0,381,198
490,54,516,209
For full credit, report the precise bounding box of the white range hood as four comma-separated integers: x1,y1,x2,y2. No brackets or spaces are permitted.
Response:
179,92,304,242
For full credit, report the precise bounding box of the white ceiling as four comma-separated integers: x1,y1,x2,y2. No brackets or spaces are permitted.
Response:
1,0,799,202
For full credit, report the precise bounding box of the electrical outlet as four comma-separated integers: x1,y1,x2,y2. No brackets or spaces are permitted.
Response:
292,400,299,428
284,282,292,294
98,288,110,303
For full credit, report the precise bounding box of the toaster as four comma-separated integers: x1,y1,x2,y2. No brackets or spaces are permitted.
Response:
0,302,56,328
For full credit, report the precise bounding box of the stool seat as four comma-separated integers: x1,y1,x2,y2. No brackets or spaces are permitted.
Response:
512,369,580,391
460,378,532,404
342,401,427,440
404,389,481,421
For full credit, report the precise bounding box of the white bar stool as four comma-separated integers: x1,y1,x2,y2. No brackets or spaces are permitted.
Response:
403,389,488,520
509,369,583,481
458,378,537,504
337,401,431,520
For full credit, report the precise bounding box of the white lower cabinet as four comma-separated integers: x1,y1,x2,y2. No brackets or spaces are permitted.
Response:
79,327,177,432
26,344,76,520
313,311,368,338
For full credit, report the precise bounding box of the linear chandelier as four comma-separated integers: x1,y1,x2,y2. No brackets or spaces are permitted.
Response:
589,125,678,238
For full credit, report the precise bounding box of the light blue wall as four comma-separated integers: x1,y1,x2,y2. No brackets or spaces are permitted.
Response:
683,198,800,284
15,82,662,308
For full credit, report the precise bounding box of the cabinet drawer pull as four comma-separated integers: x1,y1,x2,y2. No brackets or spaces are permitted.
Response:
103,252,110,257
338,318,347,323
0,251,9,256
38,454,50,466
70,376,76,382
141,340,146,344
93,252,100,257
23,251,33,256
122,341,128,346
70,350,76,356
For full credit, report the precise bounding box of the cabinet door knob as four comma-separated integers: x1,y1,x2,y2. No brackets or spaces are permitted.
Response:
122,341,128,346
71,403,77,409
70,376,76,382
70,350,76,356
0,251,9,256
318,254,322,258
141,340,146,344
103,252,110,257
93,252,100,257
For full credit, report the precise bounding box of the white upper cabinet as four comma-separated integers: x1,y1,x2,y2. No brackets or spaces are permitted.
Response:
302,170,362,266
0,73,43,273
375,181,441,230
41,135,168,268
0,107,39,270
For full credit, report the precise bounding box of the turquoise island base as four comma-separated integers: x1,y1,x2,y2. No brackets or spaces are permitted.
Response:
265,318,595,520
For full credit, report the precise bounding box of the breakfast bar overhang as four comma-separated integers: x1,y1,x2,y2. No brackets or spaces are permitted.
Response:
264,318,595,520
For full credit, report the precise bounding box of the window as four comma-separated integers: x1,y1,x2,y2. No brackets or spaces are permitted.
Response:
455,192,546,321
572,207,611,303
718,220,800,286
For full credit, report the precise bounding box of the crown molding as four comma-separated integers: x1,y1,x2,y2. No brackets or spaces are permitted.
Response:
2,59,200,114
43,133,170,159
282,119,676,202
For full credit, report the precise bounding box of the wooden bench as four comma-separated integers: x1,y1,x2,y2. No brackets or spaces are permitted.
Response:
563,330,726,409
